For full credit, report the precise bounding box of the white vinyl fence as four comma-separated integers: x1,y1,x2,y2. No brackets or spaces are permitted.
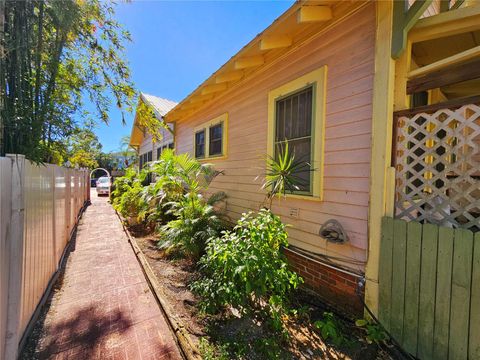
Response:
0,155,89,360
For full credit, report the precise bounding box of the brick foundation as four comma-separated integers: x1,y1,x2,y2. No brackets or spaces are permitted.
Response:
284,248,364,316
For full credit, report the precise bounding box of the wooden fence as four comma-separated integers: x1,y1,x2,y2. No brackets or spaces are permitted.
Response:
379,216,480,360
0,155,89,360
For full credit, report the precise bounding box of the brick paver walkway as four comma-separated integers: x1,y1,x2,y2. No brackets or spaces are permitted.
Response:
28,191,183,360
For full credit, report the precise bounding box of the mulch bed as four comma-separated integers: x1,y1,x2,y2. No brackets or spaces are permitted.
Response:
129,225,397,360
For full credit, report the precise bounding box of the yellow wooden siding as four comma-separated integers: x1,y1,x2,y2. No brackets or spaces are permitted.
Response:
174,4,375,270
139,133,153,156
139,126,174,161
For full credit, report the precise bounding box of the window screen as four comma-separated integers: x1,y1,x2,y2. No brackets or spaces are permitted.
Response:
275,86,313,193
195,130,205,158
147,151,152,162
209,122,223,156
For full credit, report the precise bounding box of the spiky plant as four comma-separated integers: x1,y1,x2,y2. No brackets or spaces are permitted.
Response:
261,141,313,208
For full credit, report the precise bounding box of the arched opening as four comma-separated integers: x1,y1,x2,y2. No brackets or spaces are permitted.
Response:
89,168,110,187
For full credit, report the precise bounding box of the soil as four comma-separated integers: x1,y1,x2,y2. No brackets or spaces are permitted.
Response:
131,227,397,360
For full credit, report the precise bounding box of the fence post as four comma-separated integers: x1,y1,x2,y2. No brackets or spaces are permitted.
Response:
65,170,71,242
86,170,90,203
51,166,57,270
4,154,25,360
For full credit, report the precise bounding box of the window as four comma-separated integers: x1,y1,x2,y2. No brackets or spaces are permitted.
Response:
157,142,174,159
195,130,205,158
209,123,223,156
194,113,228,159
275,86,313,193
267,66,327,199
139,151,152,169
140,153,147,168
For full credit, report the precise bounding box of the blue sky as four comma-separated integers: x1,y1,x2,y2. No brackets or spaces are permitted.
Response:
94,0,294,152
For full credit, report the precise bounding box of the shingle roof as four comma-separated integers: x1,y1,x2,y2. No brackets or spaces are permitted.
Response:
140,93,177,118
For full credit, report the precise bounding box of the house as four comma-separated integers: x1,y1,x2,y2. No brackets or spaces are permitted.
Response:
131,2,480,354
129,93,177,168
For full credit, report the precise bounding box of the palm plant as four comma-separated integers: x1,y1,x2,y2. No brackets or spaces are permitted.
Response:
159,192,225,258
135,149,227,256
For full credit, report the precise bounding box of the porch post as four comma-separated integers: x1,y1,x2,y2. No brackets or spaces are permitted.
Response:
365,1,396,317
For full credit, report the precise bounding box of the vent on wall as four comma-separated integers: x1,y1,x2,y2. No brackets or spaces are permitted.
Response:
289,208,300,218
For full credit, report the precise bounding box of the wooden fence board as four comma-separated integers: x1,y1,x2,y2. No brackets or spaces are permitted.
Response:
433,227,454,360
417,223,438,360
390,219,407,342
379,217,394,330
403,221,422,354
449,228,473,360
469,232,480,360
380,217,480,360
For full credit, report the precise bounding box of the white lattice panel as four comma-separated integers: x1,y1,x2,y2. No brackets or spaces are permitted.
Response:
394,103,480,231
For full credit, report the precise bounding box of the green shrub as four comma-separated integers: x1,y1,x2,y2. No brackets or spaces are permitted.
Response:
110,167,137,204
198,338,229,360
158,192,226,258
314,312,346,346
355,318,387,344
111,168,148,223
142,149,227,256
192,209,302,330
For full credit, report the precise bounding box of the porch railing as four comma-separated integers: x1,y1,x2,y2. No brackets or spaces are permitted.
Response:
392,97,480,230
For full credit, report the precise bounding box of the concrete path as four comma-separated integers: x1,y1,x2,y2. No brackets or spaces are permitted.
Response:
26,191,183,360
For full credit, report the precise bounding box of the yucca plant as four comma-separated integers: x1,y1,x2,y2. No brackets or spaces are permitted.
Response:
261,141,313,209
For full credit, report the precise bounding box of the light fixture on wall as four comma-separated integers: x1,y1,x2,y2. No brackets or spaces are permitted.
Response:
319,219,348,244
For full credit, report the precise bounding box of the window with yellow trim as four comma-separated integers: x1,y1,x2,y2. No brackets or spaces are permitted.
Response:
267,66,327,199
194,113,228,159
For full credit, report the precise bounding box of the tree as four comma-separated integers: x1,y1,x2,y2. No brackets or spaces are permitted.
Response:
1,0,135,162
69,149,99,169
118,134,137,168
96,152,116,172
66,128,102,169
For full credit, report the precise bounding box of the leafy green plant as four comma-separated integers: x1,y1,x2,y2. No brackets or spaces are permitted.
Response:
138,150,184,225
192,209,302,331
198,338,230,360
314,312,346,346
158,192,225,258
111,168,148,224
110,167,137,203
139,149,228,257
355,318,387,344
260,141,313,208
